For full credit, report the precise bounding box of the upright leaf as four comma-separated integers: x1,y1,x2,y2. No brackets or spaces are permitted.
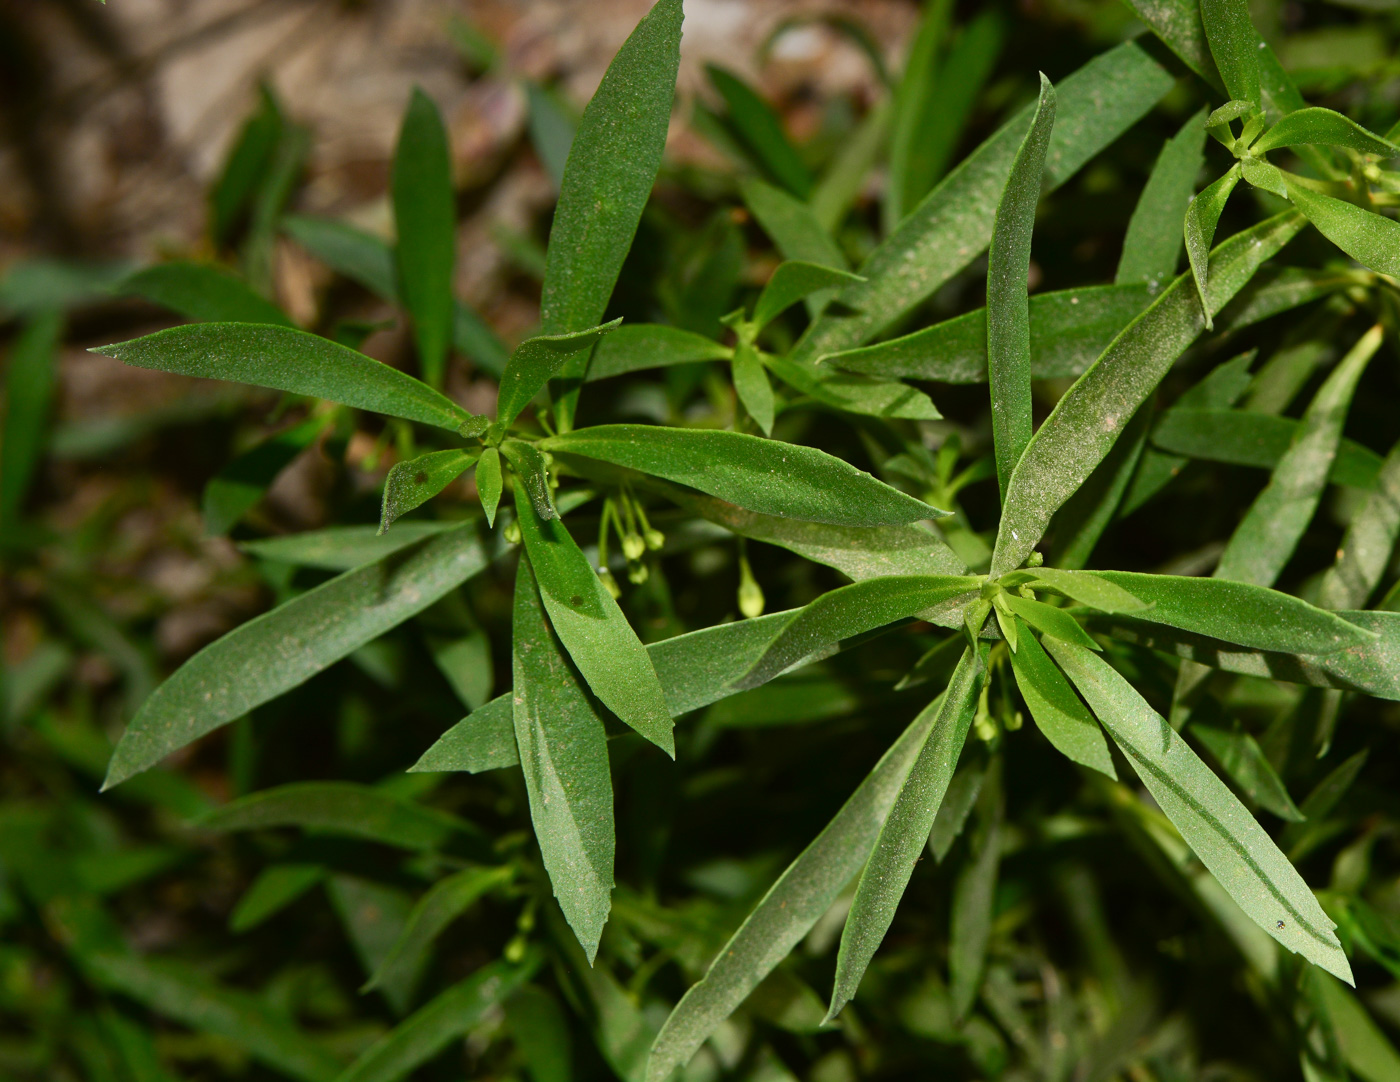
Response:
706,65,811,198
120,263,294,326
1318,440,1400,610
1200,0,1261,108
1045,637,1352,983
1285,178,1400,278
0,312,61,529
513,555,615,961
1117,109,1207,291
496,321,623,430
500,438,559,521
885,0,953,231
505,986,574,1082
987,73,1055,500
392,89,456,388
476,446,503,527
514,496,674,756
380,448,479,533
1007,629,1115,777
542,425,943,527
731,342,775,436
828,645,985,1020
211,88,283,246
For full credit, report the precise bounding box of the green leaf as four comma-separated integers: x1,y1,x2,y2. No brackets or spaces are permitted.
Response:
1044,637,1352,984
526,81,577,189
211,88,283,246
1184,165,1242,328
283,214,398,299
1318,439,1400,610
239,521,459,570
93,323,482,433
764,354,942,420
885,0,953,232
1285,177,1400,278
991,210,1304,576
735,575,983,691
540,0,682,338
706,64,811,198
505,986,574,1082
645,695,949,1082
752,262,863,331
1240,156,1287,199
1007,629,1115,777
326,875,419,1013
823,283,1152,384
380,448,479,533
927,757,986,861
792,41,1174,361
988,72,1055,500
229,863,327,933
514,496,674,756
1200,0,1261,108
513,555,615,961
1117,109,1208,291
1050,401,1152,568
1023,567,1149,613
731,342,775,436
949,760,1002,1020
543,424,944,526
1215,324,1383,587
1149,408,1383,489
827,646,985,1020
339,957,538,1082
1119,0,1217,86
104,521,493,787
197,781,484,852
1191,724,1304,821
1000,593,1100,652
364,865,511,995
1254,107,1400,157
0,311,61,529
500,438,559,520
585,324,731,382
476,446,503,527
392,89,456,388
1314,974,1400,1082
1076,571,1373,654
203,415,327,536
497,322,622,431
120,262,293,326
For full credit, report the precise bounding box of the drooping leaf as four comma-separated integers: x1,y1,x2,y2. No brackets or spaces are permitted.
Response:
104,521,493,787
990,210,1304,576
645,696,948,1082
828,645,985,1020
791,41,1174,361
392,89,456,388
514,496,674,756
93,324,484,434
120,262,294,326
1254,108,1400,157
0,311,61,529
1318,440,1400,610
735,575,982,691
731,342,775,436
1214,324,1382,587
585,324,732,382
1045,636,1352,984
1007,629,1115,777
543,425,944,526
1191,723,1304,821
706,64,811,198
1117,109,1207,291
512,555,615,961
229,863,327,932
496,321,623,430
1200,0,1261,108
1285,177,1400,278
476,445,503,527
823,283,1152,384
752,262,863,331
380,448,479,533
987,72,1055,500
203,414,328,536
1184,164,1242,328
949,760,1002,1021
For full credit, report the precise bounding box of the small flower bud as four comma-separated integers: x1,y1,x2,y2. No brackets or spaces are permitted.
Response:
628,562,649,585
622,533,646,561
504,521,522,544
644,527,665,551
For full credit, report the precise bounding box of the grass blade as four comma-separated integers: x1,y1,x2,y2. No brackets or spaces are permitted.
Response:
1116,109,1207,292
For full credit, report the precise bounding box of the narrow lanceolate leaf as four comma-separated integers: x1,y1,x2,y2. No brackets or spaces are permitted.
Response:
1007,630,1115,778
1078,571,1374,655
283,215,398,299
1285,178,1400,278
823,283,1152,384
1184,165,1242,328
1215,324,1383,588
500,438,559,521
735,575,983,691
513,555,615,961
949,761,1003,1021
1254,108,1400,157
707,64,811,198
476,446,503,527
752,262,863,331
990,210,1305,576
988,73,1055,501
586,324,732,382
1000,593,1100,652
1200,0,1261,108
1117,109,1207,291
104,521,492,788
364,866,512,993
1022,567,1148,614
93,324,483,434
239,521,459,571
496,320,622,429
540,0,682,337
764,355,942,421
1045,637,1352,984
339,957,538,1082
515,496,674,756
1319,439,1400,610
197,782,482,852
204,415,328,536
119,263,294,326
885,0,953,231
380,448,479,533
1191,724,1304,822
543,425,943,526
0,312,61,528
645,699,947,1082
731,342,775,436
792,41,1174,361
828,646,986,1020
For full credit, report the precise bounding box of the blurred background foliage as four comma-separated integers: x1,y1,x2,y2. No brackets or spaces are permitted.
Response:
4,0,1400,1080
